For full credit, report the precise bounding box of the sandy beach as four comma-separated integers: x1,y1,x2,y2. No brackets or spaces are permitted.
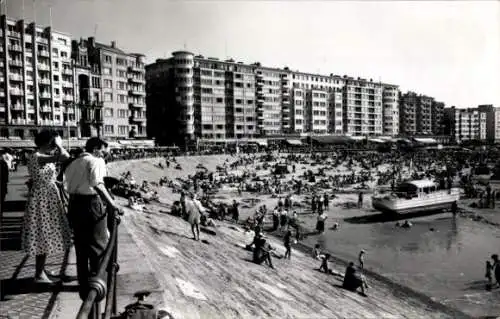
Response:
103,154,499,318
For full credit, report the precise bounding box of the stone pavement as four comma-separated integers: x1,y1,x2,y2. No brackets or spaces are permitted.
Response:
0,167,164,318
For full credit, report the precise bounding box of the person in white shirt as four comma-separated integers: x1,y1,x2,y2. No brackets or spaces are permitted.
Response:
65,137,121,300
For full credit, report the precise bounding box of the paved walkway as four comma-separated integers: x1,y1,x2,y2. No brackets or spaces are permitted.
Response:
0,167,164,318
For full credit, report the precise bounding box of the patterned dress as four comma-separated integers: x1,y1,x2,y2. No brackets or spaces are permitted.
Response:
22,152,72,256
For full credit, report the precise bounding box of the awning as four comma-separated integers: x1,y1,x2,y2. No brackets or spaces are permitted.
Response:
312,136,353,144
368,138,386,143
286,139,302,146
413,138,437,144
349,136,366,141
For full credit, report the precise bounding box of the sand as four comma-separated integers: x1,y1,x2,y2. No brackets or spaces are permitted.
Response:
105,156,461,318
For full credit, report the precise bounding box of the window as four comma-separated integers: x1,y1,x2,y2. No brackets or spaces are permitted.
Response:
102,67,112,75
118,94,126,103
92,77,101,88
104,93,113,102
104,108,114,117
116,69,126,77
118,109,128,118
53,62,59,69
118,125,128,135
116,58,126,66
104,79,113,88
104,125,114,134
104,55,112,64
52,48,58,54
60,51,68,58
53,75,59,82
117,81,127,90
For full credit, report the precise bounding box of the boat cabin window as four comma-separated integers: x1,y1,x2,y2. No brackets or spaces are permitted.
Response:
397,183,418,198
422,186,436,194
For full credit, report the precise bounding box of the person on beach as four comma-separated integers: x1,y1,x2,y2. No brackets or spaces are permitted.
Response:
492,254,500,288
0,150,9,216
280,208,288,232
319,253,332,274
312,244,324,260
65,137,121,299
358,250,365,270
343,262,368,296
22,130,72,284
186,193,202,241
316,211,327,234
272,207,280,231
485,260,493,289
231,199,239,223
284,230,292,260
358,192,363,208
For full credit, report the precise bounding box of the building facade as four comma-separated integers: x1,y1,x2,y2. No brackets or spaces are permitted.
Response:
146,51,400,146
0,15,76,139
0,15,147,141
399,91,444,136
444,106,488,141
478,104,500,142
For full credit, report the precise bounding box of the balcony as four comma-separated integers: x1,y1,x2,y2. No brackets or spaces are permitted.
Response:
62,81,73,88
8,44,22,52
38,50,50,57
38,63,50,71
9,74,23,82
9,60,23,67
40,92,51,99
40,119,54,126
62,68,73,75
10,118,26,125
0,91,4,97
64,107,75,114
39,78,51,85
9,88,24,96
129,115,147,123
128,88,145,96
63,94,73,101
40,106,52,113
128,76,145,84
129,102,145,109
128,65,143,73
7,31,21,38
37,37,49,44
11,104,24,111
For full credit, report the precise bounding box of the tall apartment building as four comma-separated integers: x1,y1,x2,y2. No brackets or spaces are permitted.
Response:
431,101,445,135
478,104,500,142
382,85,399,136
146,51,400,146
0,15,76,139
0,15,147,140
72,37,146,139
399,92,444,136
444,106,487,141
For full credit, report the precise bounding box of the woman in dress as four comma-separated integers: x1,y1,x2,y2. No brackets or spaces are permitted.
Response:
22,130,72,284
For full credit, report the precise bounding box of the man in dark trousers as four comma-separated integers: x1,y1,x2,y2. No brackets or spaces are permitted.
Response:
64,137,122,299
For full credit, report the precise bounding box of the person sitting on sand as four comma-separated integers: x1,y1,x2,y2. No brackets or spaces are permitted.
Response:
319,253,332,274
312,244,324,260
342,262,368,296
253,235,275,269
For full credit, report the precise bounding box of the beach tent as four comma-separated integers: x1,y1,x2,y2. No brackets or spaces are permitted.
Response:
368,138,387,144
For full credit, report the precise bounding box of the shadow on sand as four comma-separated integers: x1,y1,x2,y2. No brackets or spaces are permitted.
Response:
344,210,450,224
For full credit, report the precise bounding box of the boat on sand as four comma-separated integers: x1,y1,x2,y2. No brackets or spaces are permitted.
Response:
372,179,460,215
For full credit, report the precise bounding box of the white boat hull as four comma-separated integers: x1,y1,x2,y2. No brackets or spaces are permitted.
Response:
372,188,461,215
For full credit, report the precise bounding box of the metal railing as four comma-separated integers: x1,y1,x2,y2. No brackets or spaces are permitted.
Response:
76,206,122,319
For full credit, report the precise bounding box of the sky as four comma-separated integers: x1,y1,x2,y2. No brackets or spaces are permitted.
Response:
4,0,500,108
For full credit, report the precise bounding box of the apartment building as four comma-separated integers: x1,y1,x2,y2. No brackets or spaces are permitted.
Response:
146,51,400,146
343,77,384,136
399,92,444,136
444,106,487,141
74,37,146,139
431,101,445,135
382,85,399,136
0,15,76,139
478,104,500,142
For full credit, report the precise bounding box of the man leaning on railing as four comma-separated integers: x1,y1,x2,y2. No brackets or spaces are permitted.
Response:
65,137,123,300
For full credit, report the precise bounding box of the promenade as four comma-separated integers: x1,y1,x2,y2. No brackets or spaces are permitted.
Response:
0,167,163,318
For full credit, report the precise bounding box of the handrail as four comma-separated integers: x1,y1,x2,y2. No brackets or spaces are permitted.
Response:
76,207,121,319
